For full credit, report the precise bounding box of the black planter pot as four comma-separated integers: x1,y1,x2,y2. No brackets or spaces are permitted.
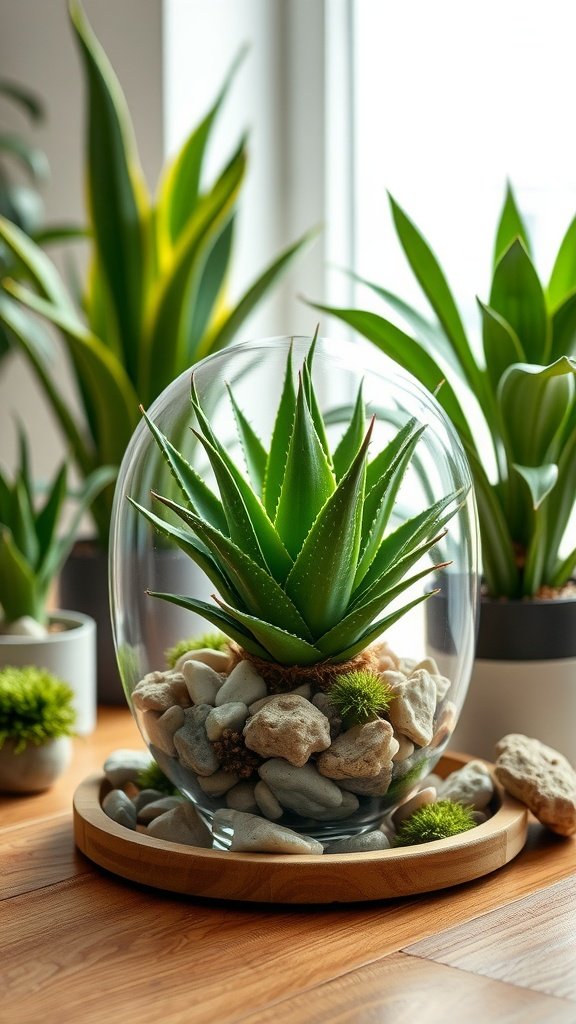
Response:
475,592,576,660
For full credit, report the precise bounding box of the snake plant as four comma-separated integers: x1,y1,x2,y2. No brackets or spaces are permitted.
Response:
0,430,114,627
0,0,312,548
315,185,576,598
130,336,464,666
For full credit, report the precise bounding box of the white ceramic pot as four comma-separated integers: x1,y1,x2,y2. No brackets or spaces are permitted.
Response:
0,610,96,734
0,736,72,792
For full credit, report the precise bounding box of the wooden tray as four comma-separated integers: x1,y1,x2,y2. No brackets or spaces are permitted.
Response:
73,752,528,903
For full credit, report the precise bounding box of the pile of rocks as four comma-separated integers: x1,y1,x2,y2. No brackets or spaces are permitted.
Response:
101,747,497,854
127,641,456,839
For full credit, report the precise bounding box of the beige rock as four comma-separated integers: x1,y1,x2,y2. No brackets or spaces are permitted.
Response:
392,733,415,762
216,660,267,706
142,705,185,756
244,694,331,767
430,701,457,749
317,719,399,780
392,786,437,828
371,640,401,672
387,668,437,747
132,670,190,711
175,647,231,673
182,659,223,705
495,734,576,836
337,764,393,796
440,759,494,810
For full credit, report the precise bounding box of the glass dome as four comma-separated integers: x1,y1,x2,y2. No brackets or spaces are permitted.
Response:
110,335,479,848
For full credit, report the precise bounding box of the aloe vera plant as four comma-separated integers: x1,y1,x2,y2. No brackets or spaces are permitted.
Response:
314,185,576,599
0,431,114,627
130,337,464,666
0,0,312,547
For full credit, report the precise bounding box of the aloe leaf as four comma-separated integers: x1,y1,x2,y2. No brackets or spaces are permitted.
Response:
127,497,240,605
543,415,576,581
327,590,437,664
332,381,365,481
226,384,267,496
548,215,576,310
550,290,576,361
144,144,246,403
151,495,313,641
497,358,576,465
351,531,447,612
354,489,462,602
0,215,73,309
274,375,336,558
187,218,235,356
356,421,425,586
478,300,525,391
388,194,482,395
311,302,477,453
285,420,372,637
522,505,547,596
140,408,227,533
145,591,270,659
493,182,532,266
490,240,549,364
214,598,323,665
262,344,296,518
302,325,332,464
513,463,558,510
316,561,445,657
69,0,149,387
200,230,317,358
156,48,246,247
192,381,293,582
0,527,43,623
34,463,67,566
12,478,38,567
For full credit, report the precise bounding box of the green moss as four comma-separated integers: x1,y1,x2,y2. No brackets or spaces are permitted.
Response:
136,759,179,795
0,666,76,753
165,632,229,669
394,800,476,846
327,669,395,728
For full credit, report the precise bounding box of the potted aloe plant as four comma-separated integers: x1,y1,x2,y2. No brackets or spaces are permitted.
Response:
0,428,114,733
109,333,478,849
0,1,312,702
315,185,576,760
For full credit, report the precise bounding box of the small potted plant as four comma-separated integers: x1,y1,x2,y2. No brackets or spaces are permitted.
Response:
0,665,76,792
316,185,576,760
0,429,113,733
0,1,313,703
109,333,478,848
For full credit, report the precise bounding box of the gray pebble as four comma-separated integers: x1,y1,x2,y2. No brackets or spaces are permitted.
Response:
133,788,165,812
440,760,494,810
174,704,220,776
103,749,151,788
254,780,283,820
259,758,343,811
215,660,267,707
212,809,324,854
182,659,223,705
146,801,212,847
324,831,391,854
226,780,259,813
197,770,239,797
143,705,185,756
137,796,183,823
102,789,137,829
205,702,249,741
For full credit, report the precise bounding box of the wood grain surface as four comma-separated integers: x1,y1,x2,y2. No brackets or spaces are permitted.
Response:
1,708,575,1024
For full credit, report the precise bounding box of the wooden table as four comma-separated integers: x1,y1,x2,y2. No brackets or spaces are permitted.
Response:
2,709,576,1024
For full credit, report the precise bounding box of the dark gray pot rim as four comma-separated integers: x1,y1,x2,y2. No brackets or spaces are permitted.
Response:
476,590,576,661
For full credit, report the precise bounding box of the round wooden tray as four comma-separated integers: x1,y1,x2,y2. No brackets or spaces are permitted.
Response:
73,752,528,903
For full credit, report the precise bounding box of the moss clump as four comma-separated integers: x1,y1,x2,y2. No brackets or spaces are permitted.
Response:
136,759,179,795
394,800,476,846
0,666,76,753
165,632,229,668
327,669,395,728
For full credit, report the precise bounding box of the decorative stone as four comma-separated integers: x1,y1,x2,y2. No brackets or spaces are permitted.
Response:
215,660,267,707
392,734,414,762
259,758,343,812
440,759,494,811
175,647,231,673
147,801,212,847
197,769,239,797
133,788,165,812
102,789,137,829
1,615,47,637
495,734,576,837
137,796,183,823
371,640,401,672
254,780,283,820
244,694,331,767
173,705,220,776
226,781,259,813
317,719,399,780
142,705,185,756
337,764,393,797
430,701,457,749
132,670,190,711
293,789,359,821
324,830,391,854
182,659,223,705
212,809,324,854
392,786,437,828
312,692,342,738
103,749,152,787
205,702,249,741
386,668,437,747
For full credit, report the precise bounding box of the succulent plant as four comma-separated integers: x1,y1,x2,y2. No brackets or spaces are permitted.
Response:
0,665,76,752
0,429,114,626
315,185,576,599
130,336,464,667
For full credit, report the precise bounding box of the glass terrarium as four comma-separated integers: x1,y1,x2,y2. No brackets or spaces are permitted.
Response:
110,335,479,847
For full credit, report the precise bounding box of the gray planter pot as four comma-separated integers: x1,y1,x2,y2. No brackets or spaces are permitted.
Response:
0,610,96,734
0,736,72,793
